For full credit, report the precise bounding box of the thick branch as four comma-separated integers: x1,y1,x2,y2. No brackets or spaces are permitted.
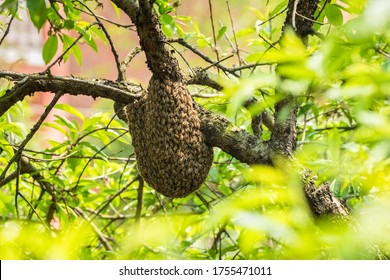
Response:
0,70,272,166
184,68,223,91
270,97,298,157
303,172,350,217
0,71,142,117
195,103,272,165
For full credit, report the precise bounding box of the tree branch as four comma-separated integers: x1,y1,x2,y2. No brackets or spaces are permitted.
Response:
0,69,273,167
0,71,142,117
0,13,15,46
195,103,272,165
76,1,124,81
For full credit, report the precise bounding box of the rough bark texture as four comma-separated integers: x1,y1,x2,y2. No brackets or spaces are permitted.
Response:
195,103,272,165
303,172,349,218
270,97,299,157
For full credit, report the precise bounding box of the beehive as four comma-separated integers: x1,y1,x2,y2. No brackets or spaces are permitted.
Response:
126,76,213,198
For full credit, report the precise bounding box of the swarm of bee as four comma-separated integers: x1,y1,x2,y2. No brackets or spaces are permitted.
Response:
126,76,213,198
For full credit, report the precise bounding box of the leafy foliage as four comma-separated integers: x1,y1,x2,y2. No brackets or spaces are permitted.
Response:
1,0,390,260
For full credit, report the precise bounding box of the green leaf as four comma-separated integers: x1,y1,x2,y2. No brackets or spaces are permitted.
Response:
270,0,288,16
42,122,68,136
42,35,58,64
67,151,83,172
54,114,77,132
0,123,25,138
90,25,108,44
84,32,98,52
78,141,102,154
196,37,211,48
326,4,344,27
55,104,85,122
63,20,75,30
216,26,227,41
298,103,314,116
1,0,19,15
236,27,256,38
72,43,82,65
0,138,14,157
161,14,174,25
111,2,121,18
26,0,47,30
60,34,82,65
161,25,173,37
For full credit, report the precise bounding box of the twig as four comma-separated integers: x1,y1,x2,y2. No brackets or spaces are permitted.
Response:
0,71,141,116
118,153,135,187
73,131,128,190
301,94,311,142
208,0,220,62
292,0,300,31
298,125,357,133
0,13,15,46
202,54,234,71
21,151,133,163
315,0,330,21
84,209,134,220
49,0,65,20
135,177,144,225
0,92,63,182
168,38,275,75
167,38,239,77
17,191,51,231
226,0,242,68
120,46,142,78
375,47,390,58
90,176,140,222
15,156,21,218
73,6,136,29
232,61,276,72
191,92,223,98
76,1,124,81
73,207,114,251
296,12,325,25
258,7,288,28
195,192,212,210
165,41,195,75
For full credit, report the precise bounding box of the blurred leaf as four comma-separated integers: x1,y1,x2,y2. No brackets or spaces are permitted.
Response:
26,0,47,30
0,0,19,15
111,1,121,18
326,4,344,27
236,27,256,38
55,104,85,122
196,37,211,48
216,26,227,41
246,165,286,186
